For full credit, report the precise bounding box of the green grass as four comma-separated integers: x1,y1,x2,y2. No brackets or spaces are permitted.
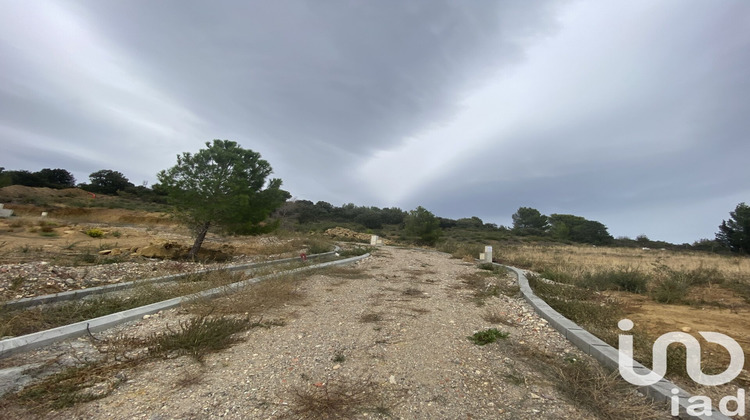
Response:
467,328,509,345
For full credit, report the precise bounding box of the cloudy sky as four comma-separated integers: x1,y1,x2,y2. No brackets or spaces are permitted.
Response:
1,1,748,244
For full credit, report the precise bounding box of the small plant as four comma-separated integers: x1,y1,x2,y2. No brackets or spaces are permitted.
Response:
402,287,424,297
332,352,346,363
284,377,398,419
482,309,515,326
148,316,252,362
478,263,495,271
111,230,122,238
15,362,129,410
360,312,382,323
306,238,333,254
467,328,509,345
85,228,104,238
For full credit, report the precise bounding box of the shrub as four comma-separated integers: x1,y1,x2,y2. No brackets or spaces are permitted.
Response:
85,228,104,238
580,268,649,294
306,238,332,254
468,328,509,345
148,316,251,362
650,276,691,304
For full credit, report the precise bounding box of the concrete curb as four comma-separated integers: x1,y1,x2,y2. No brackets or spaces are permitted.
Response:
1,251,338,310
501,264,730,420
0,253,368,359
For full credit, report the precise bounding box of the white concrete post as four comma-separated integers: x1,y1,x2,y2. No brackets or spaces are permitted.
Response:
484,246,493,263
370,235,379,246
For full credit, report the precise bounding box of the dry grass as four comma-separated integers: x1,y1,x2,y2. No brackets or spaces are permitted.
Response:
186,270,310,317
282,376,401,419
459,267,520,306
0,270,245,337
498,243,748,282
512,342,664,420
482,309,517,326
359,312,383,323
319,266,372,279
147,315,254,363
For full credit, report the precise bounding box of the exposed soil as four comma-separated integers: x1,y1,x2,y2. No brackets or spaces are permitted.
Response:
0,247,670,419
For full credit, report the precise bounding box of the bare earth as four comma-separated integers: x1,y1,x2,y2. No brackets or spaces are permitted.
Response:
0,246,668,420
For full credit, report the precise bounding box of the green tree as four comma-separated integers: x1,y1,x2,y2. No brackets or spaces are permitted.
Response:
157,140,290,258
37,168,75,189
716,202,750,254
0,168,11,188
548,213,613,245
87,169,134,194
404,206,441,245
512,207,549,236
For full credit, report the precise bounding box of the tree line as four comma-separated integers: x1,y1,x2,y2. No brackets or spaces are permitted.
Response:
0,167,166,203
2,144,748,255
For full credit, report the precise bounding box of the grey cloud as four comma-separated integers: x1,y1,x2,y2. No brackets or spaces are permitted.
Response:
73,0,564,154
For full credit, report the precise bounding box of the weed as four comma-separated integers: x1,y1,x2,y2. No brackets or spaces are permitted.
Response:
482,309,516,326
321,266,371,279
148,316,252,363
402,287,424,297
332,352,346,363
478,263,495,271
580,267,649,294
467,328,509,345
9,276,24,291
461,271,519,305
306,238,333,254
174,369,205,388
283,376,398,419
15,362,131,410
360,312,382,323
552,357,662,420
85,228,104,238
111,230,122,238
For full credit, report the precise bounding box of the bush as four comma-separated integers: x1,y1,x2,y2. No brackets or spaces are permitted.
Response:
468,328,509,345
85,228,104,238
306,238,332,254
581,268,649,294
650,276,691,304
404,206,441,246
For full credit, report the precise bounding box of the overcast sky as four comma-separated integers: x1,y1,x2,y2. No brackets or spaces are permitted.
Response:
1,1,748,244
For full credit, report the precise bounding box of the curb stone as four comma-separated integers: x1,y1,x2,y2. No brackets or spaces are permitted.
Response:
1,250,339,310
0,253,368,359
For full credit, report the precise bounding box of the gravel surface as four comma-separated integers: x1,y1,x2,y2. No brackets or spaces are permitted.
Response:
0,255,278,302
0,247,670,419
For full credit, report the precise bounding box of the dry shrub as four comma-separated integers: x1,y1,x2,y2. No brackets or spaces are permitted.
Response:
482,309,517,326
513,343,664,420
189,272,307,317
321,266,372,279
282,376,401,419
359,312,383,323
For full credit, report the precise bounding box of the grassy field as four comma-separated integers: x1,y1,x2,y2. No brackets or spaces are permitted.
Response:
488,243,750,391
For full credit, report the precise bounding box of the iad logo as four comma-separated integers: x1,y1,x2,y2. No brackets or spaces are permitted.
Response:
618,319,746,417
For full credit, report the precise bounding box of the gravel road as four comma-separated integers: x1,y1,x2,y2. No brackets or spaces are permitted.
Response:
0,247,669,419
